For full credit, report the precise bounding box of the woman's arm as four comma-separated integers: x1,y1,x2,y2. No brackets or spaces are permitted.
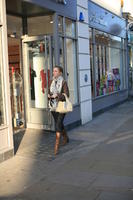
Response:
48,80,53,99
57,80,69,101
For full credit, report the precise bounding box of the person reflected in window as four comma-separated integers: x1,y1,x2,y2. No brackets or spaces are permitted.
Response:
48,66,69,155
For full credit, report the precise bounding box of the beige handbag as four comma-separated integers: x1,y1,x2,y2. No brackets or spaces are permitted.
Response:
56,93,73,113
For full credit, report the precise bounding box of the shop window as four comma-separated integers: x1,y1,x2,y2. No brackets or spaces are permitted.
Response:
28,16,53,36
0,31,5,125
65,18,76,37
59,17,78,104
90,29,126,98
59,37,65,70
129,46,133,90
128,32,133,44
58,16,63,34
7,15,22,38
66,39,78,104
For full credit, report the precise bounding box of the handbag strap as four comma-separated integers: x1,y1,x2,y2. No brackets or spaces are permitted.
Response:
62,93,69,103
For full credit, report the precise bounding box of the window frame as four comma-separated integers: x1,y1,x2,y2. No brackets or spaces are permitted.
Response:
58,16,79,105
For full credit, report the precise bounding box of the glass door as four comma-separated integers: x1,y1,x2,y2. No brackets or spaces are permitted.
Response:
22,35,54,130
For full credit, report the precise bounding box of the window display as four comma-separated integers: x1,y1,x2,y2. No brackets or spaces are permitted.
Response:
90,29,126,98
58,16,63,34
28,15,53,36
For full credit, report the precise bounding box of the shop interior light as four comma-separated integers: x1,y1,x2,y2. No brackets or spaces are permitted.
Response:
8,32,17,38
50,16,53,24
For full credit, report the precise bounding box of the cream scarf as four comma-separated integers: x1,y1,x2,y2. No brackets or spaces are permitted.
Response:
50,75,64,94
49,76,64,111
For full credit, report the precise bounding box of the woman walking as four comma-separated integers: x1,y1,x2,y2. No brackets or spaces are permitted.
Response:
48,66,69,155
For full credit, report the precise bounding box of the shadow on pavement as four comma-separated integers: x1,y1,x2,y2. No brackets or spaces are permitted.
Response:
13,130,26,154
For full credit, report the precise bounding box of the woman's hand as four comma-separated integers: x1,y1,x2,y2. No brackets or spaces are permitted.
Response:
48,93,58,99
51,94,58,98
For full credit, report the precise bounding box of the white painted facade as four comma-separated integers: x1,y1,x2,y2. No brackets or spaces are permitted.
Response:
0,0,14,161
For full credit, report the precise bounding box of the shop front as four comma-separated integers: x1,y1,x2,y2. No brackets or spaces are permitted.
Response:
5,0,80,133
0,0,80,162
88,1,128,113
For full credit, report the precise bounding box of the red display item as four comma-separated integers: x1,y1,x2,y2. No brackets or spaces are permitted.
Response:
40,69,51,94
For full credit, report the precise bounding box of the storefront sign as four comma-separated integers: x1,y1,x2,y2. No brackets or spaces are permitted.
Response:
88,1,126,38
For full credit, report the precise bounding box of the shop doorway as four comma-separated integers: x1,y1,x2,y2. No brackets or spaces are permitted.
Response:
8,37,25,133
22,35,54,130
6,1,55,132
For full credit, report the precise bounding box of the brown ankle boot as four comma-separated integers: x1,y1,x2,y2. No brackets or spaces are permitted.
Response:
62,130,69,145
54,132,61,155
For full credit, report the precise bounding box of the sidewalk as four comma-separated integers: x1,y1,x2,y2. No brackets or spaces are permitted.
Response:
1,100,133,199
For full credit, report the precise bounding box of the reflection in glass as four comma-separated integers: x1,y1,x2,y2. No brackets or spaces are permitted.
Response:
58,16,63,34
59,37,64,70
109,35,121,48
65,18,76,37
66,39,77,104
7,15,22,38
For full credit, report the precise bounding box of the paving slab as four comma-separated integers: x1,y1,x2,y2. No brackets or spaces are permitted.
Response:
92,174,133,189
97,191,133,200
16,182,100,200
47,170,97,187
